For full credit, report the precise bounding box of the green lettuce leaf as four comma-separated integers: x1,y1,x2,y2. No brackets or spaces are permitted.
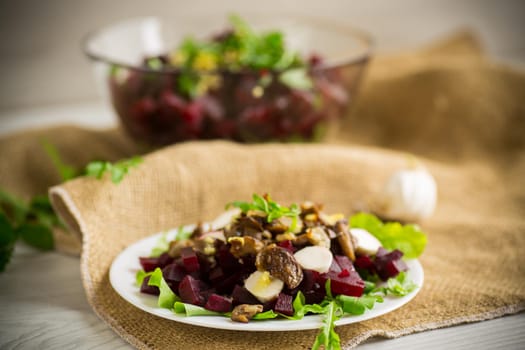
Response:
374,271,418,297
147,268,180,308
311,300,342,350
350,213,427,259
336,294,383,315
252,310,279,320
173,302,223,316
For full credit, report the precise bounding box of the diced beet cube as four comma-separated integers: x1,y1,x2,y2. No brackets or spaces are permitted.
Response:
162,263,187,289
181,247,200,273
216,244,241,272
139,257,161,272
262,298,277,311
205,294,233,313
208,266,225,282
178,275,205,306
277,240,295,253
215,271,244,294
303,284,326,305
374,249,406,280
274,293,294,316
232,285,260,305
320,270,365,297
197,252,213,274
140,276,160,295
378,259,408,280
334,255,355,272
330,237,343,256
354,255,375,271
299,269,320,293
157,252,174,267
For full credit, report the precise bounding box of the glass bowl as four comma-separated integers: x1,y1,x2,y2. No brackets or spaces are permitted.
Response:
83,16,372,146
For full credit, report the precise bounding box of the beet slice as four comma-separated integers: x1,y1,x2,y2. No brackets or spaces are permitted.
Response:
274,293,294,316
161,263,187,292
139,257,161,272
216,244,242,272
374,249,406,280
298,269,320,293
320,270,365,297
328,258,342,273
354,255,375,272
231,285,260,305
178,275,205,305
205,294,233,313
334,255,355,272
215,270,244,294
181,247,200,273
140,276,160,295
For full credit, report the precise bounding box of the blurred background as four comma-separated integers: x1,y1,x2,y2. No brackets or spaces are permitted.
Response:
0,0,524,119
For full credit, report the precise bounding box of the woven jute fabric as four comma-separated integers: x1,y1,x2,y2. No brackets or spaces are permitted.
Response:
1,32,524,349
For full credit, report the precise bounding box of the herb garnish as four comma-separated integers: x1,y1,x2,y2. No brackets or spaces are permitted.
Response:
226,193,300,223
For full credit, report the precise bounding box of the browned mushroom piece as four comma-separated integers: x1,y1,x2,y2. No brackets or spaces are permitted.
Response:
264,219,288,235
224,215,265,239
305,227,331,248
334,220,356,261
228,236,265,258
231,304,264,323
255,244,303,289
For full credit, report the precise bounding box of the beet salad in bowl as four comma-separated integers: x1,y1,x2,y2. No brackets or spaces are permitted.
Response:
83,15,371,146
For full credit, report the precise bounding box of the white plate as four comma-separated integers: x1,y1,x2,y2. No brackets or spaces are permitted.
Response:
110,226,424,332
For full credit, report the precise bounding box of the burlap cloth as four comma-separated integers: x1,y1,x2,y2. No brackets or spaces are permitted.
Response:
1,32,524,349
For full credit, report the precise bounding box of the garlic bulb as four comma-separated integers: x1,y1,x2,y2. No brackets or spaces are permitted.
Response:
381,164,437,222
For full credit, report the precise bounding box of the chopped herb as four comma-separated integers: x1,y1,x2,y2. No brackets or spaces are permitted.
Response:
85,156,143,184
226,193,300,223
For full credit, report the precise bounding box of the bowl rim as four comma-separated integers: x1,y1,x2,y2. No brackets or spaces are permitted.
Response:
82,14,373,74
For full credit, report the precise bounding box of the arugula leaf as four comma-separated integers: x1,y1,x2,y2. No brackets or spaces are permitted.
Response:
85,156,143,184
336,294,383,316
42,140,78,181
289,291,326,320
135,269,153,286
148,267,180,308
311,300,342,350
373,271,417,297
174,302,223,316
226,193,300,223
0,189,29,225
350,213,427,259
252,310,280,320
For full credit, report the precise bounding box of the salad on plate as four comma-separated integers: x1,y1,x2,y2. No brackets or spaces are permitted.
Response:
130,194,427,349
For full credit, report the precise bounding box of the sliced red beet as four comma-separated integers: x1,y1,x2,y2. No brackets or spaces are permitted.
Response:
374,249,406,280
181,247,200,273
354,255,375,272
205,294,233,313
334,255,355,272
208,266,225,283
139,257,161,272
216,244,242,272
299,269,320,293
157,252,174,267
140,276,160,295
320,270,365,297
215,270,244,294
162,263,187,287
178,275,205,306
274,293,294,316
231,285,260,305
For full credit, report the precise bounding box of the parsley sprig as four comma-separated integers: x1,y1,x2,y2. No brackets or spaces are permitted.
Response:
0,142,144,272
226,193,300,223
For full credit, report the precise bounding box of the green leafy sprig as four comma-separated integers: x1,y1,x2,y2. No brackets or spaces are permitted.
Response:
85,156,143,184
350,212,428,259
226,193,300,223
